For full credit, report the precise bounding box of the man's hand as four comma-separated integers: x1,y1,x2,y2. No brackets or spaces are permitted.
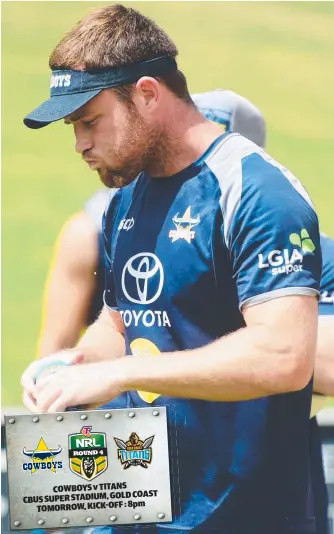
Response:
33,360,124,413
21,350,84,411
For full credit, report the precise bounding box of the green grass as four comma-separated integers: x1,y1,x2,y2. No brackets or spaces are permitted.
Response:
2,1,334,405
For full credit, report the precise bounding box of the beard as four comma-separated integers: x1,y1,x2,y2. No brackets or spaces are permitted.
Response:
98,167,140,189
97,108,167,189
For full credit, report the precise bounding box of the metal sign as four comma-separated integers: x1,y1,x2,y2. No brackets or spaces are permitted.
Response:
5,407,172,530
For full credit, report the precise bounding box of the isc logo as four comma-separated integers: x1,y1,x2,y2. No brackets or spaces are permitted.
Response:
118,218,134,231
75,438,99,448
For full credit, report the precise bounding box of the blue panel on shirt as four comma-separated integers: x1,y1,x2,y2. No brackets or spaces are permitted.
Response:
319,233,334,315
101,133,321,533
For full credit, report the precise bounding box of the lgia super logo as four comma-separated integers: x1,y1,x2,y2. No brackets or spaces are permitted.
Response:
258,229,315,276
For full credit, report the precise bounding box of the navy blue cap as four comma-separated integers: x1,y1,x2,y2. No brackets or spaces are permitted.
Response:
24,56,177,129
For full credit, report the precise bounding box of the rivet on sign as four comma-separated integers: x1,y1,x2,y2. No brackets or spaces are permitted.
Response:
13,521,21,527
133,514,141,521
158,512,165,519
56,416,63,422
37,519,45,525
152,410,159,416
109,516,117,522
86,517,93,523
128,412,135,418
62,518,69,524
104,413,111,419
32,417,39,423
8,418,15,424
80,414,88,420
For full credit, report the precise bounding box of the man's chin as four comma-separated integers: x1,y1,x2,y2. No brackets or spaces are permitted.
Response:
98,168,138,189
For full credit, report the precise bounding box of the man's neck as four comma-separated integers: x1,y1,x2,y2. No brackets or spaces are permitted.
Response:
148,99,223,178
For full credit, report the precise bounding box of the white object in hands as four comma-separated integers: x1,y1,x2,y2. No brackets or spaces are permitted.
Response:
33,359,70,384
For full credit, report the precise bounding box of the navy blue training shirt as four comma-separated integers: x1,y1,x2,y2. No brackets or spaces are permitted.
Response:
101,132,322,534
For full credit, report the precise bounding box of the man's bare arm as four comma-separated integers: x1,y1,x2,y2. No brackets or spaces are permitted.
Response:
120,295,317,401
37,212,99,357
313,315,334,396
76,305,126,363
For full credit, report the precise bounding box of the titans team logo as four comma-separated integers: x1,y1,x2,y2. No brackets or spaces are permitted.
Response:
114,433,154,469
68,426,108,481
22,437,62,473
169,206,200,243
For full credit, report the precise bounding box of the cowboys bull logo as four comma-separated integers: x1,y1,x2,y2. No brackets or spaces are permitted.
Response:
69,426,108,481
22,437,62,474
169,206,200,244
114,433,154,469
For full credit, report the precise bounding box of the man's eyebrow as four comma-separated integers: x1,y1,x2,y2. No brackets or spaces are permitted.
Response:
64,112,87,124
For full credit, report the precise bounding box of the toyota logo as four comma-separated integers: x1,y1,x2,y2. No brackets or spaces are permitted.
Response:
121,253,164,304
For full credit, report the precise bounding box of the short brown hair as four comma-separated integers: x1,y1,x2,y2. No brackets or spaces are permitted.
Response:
49,4,192,103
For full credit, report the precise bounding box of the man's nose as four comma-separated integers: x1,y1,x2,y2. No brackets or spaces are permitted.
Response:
74,126,93,154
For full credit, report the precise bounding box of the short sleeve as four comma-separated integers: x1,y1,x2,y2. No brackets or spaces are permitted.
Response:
220,151,322,309
102,189,120,310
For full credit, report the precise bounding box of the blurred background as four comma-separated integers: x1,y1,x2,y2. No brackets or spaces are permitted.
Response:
2,1,334,530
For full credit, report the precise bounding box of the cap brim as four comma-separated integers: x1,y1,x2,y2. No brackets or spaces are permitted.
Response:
23,89,102,129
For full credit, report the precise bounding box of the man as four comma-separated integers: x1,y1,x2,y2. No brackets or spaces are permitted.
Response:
36,90,265,357
33,86,334,534
32,90,267,421
22,5,322,534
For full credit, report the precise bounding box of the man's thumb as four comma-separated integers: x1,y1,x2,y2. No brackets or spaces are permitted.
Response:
67,351,85,365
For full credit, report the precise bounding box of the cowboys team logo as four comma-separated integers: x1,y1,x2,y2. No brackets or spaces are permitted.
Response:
114,433,154,469
169,206,200,243
22,437,62,474
69,426,108,481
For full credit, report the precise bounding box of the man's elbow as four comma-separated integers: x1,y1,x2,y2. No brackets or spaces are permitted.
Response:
275,347,315,394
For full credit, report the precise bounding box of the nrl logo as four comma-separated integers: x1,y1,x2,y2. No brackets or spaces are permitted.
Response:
114,432,154,469
169,206,200,244
68,426,108,481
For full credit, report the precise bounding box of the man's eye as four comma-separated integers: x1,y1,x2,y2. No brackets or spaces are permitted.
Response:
83,117,97,126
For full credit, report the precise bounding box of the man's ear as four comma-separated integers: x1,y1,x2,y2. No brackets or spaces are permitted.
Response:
134,76,161,114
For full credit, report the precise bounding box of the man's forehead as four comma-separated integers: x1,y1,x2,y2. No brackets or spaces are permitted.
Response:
64,90,115,123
